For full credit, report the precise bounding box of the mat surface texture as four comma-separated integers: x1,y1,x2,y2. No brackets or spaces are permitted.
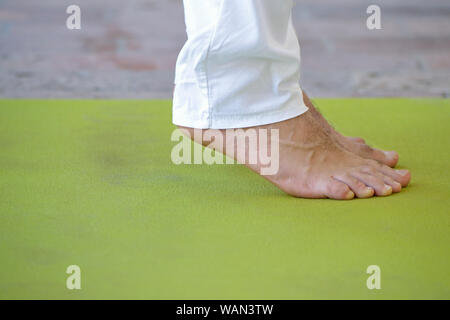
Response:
0,99,449,299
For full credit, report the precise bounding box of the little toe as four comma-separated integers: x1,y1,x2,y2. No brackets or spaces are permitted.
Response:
333,175,374,199
325,179,355,200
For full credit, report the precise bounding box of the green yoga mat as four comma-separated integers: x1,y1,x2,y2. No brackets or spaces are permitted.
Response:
0,99,449,299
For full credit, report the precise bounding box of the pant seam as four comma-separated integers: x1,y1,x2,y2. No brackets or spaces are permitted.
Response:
203,0,224,128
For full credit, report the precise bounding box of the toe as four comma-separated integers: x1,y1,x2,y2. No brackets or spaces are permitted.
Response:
325,179,355,200
347,136,366,144
394,169,411,187
382,175,402,193
357,144,398,167
353,172,393,196
378,165,411,187
333,175,374,199
383,150,399,167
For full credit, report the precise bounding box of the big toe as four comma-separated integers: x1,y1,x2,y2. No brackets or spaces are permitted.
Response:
383,150,399,167
357,144,399,168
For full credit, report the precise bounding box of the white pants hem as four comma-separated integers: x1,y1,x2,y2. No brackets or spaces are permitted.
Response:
173,95,309,129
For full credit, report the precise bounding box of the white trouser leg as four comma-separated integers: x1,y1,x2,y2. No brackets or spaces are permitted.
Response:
173,0,308,129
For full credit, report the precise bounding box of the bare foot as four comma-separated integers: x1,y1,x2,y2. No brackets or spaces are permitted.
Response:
178,110,410,200
302,93,399,167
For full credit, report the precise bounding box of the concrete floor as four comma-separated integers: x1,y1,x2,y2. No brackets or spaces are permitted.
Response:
0,0,449,98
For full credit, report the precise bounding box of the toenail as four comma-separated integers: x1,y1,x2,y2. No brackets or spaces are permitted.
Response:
396,169,409,176
384,151,397,158
383,185,392,194
345,191,355,200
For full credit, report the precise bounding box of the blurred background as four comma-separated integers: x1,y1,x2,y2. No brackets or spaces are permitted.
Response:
0,0,449,98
